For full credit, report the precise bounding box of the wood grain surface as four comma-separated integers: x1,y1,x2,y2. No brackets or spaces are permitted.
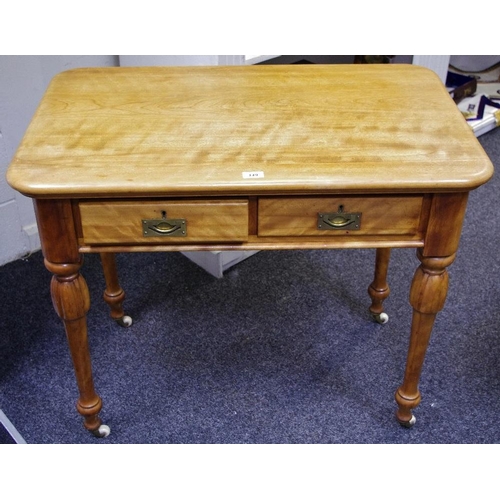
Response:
7,65,493,198
79,199,249,244
258,195,423,237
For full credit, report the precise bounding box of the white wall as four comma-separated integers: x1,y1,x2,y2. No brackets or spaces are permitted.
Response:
412,55,450,84
0,55,118,266
119,55,244,66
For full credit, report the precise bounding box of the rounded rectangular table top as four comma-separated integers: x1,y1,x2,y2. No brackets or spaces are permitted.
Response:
7,64,494,198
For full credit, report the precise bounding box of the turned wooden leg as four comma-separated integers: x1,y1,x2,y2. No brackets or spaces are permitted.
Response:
35,199,109,437
45,258,108,437
395,250,456,427
100,253,133,327
368,248,391,324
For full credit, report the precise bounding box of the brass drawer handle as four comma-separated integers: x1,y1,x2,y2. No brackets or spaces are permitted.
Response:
142,213,187,237
324,215,353,228
318,205,361,231
149,221,181,234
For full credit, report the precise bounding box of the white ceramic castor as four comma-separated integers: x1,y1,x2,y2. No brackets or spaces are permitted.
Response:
116,315,133,327
93,424,111,438
400,415,416,428
373,312,389,324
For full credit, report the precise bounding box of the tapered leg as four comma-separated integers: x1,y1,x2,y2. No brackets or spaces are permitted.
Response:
45,259,108,437
368,248,391,324
35,199,109,437
395,250,456,426
100,253,132,327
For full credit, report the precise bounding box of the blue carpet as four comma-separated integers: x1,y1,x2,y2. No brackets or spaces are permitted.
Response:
1,127,499,444
0,422,15,444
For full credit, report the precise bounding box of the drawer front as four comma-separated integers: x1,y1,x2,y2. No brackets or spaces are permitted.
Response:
79,199,249,244
258,196,423,237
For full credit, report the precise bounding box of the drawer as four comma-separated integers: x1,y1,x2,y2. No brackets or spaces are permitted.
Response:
258,196,424,237
79,199,249,244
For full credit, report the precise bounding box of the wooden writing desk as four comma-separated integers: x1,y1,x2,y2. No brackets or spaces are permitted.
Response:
6,65,493,437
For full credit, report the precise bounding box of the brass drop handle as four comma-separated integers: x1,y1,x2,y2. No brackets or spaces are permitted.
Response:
149,221,180,234
323,215,352,228
317,205,361,231
142,210,187,237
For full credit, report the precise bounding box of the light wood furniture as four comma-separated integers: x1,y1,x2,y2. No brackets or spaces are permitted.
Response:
7,65,493,437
